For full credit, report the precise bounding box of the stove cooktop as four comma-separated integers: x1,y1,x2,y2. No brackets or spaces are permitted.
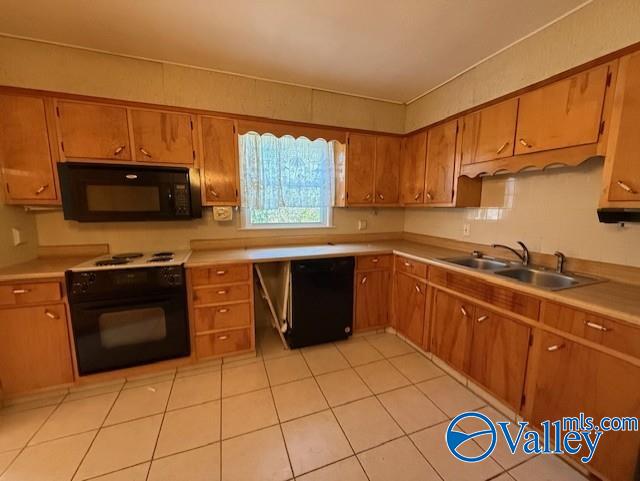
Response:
70,250,192,271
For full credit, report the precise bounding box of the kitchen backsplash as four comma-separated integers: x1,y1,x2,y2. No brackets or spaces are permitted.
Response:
405,158,640,267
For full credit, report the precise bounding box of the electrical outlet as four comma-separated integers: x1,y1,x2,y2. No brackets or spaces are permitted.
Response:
358,220,367,231
463,224,471,237
11,228,23,246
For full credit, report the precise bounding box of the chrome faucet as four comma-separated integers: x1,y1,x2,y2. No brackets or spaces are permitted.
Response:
554,251,566,273
491,241,530,266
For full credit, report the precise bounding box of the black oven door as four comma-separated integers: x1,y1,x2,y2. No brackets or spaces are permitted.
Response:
70,294,190,375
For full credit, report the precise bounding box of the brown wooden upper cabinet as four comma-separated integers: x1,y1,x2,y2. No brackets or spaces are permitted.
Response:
424,119,458,205
0,95,59,204
346,133,400,205
399,131,427,204
199,116,239,205
130,108,196,164
56,100,132,161
460,98,518,165
514,65,609,155
601,51,640,204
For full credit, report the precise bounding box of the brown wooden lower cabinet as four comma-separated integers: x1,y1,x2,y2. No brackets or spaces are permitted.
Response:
431,290,473,373
525,330,640,481
468,308,531,410
354,270,390,331
0,304,73,394
393,272,427,346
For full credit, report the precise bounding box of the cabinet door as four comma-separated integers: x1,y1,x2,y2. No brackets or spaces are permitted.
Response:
527,331,640,481
374,135,401,204
393,272,426,345
461,98,518,165
355,270,390,330
468,309,530,410
431,290,473,372
200,116,239,204
515,66,609,155
346,133,375,205
424,119,457,205
0,305,73,394
131,109,195,164
0,95,58,202
399,132,427,204
56,100,131,161
605,52,640,202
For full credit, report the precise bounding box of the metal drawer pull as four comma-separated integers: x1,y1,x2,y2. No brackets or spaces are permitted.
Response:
616,181,637,194
546,344,565,352
35,184,49,195
426,192,433,201
371,258,379,263
139,147,152,157
477,315,489,323
364,193,372,201
113,145,126,155
404,262,411,267
217,289,227,295
415,284,422,294
218,308,229,313
361,276,367,285
12,288,30,294
584,321,609,332
460,306,469,317
209,189,219,198
519,138,532,148
216,270,227,275
217,335,229,341
413,193,421,200
44,310,59,320
377,193,384,200
496,141,509,154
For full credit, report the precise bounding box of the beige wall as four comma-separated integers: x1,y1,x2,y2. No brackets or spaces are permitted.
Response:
0,36,405,133
403,0,640,267
405,0,640,131
35,208,405,252
0,204,38,266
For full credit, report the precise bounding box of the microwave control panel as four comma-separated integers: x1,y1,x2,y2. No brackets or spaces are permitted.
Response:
173,184,190,215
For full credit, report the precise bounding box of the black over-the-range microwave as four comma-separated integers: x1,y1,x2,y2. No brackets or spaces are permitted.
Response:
57,162,202,222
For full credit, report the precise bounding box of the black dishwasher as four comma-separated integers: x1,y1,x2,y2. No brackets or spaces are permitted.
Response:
286,257,355,348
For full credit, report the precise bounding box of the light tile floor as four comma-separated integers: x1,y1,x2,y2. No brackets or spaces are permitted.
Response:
0,329,589,481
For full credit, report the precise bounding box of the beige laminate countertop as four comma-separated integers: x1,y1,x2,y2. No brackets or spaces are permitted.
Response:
187,240,640,326
0,256,91,282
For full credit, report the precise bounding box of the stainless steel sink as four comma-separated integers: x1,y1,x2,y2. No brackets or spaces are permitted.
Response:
441,256,511,271
494,267,601,291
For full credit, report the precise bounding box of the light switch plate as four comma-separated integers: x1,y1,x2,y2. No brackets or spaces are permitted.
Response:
463,223,471,237
11,228,23,246
358,220,367,231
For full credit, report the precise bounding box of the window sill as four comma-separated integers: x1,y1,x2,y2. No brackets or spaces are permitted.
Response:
237,224,336,231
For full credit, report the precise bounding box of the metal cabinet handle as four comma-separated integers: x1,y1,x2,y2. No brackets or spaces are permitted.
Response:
413,192,421,201
364,193,372,201
35,184,49,195
218,308,229,313
425,192,433,201
44,309,59,320
216,270,227,275
139,147,152,158
404,262,411,267
460,306,469,317
616,181,637,194
361,276,367,285
584,320,609,332
12,288,30,294
496,141,509,155
477,315,489,323
217,289,227,295
113,145,126,155
371,258,379,263
377,193,384,200
546,344,565,352
519,138,532,148
209,189,219,198
415,284,422,294
217,335,229,341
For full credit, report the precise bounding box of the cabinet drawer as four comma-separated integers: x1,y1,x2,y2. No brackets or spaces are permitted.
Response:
196,329,252,358
541,302,640,359
193,284,250,305
191,264,250,286
356,255,392,270
0,282,62,307
195,302,252,332
395,256,427,279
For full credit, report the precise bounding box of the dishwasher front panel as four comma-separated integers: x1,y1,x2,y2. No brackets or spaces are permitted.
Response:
287,257,355,348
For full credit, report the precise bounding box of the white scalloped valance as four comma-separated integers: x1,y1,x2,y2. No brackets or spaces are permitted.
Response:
237,119,346,143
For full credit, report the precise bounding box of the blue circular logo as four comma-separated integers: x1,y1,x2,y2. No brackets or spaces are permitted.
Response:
446,412,497,463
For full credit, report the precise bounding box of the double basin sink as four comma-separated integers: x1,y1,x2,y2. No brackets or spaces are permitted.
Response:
440,255,601,291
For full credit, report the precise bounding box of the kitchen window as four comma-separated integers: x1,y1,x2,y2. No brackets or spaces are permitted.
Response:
239,132,338,229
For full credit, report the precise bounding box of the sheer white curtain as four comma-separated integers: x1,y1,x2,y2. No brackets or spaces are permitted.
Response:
239,132,335,211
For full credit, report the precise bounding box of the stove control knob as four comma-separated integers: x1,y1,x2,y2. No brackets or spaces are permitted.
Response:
88,273,97,283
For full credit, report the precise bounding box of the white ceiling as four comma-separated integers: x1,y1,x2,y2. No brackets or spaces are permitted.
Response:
0,0,590,103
